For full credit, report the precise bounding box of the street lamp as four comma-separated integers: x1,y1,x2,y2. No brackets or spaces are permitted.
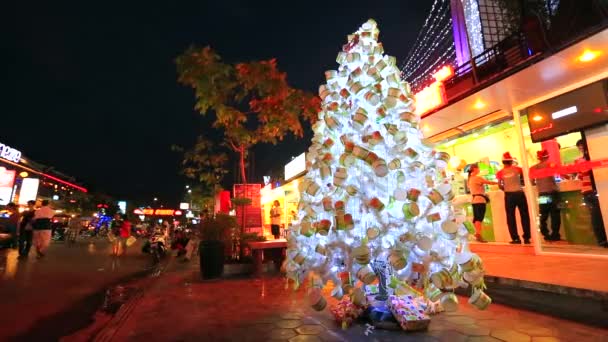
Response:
188,189,192,194
185,185,190,189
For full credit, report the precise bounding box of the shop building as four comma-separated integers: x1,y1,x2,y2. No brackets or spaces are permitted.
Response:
414,25,608,257
0,140,88,212
260,153,306,238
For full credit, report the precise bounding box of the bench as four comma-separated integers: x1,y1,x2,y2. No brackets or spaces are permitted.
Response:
248,239,287,276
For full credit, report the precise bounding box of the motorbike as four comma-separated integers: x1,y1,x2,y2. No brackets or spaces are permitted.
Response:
143,231,166,263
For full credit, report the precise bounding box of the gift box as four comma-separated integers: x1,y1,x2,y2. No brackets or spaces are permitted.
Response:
387,295,431,332
330,298,366,329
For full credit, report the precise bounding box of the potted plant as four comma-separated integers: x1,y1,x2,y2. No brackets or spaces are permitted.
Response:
199,213,236,279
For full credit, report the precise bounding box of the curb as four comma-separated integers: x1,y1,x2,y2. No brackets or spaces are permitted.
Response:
91,256,176,341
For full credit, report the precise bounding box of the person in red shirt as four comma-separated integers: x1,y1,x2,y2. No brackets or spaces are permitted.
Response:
118,215,132,256
496,152,531,244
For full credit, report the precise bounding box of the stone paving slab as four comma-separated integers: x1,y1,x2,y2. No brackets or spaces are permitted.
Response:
108,260,608,342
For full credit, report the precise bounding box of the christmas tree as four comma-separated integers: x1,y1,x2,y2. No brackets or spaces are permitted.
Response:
285,19,490,321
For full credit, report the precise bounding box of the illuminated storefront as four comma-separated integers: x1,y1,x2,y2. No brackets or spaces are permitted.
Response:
420,28,608,257
260,153,306,238
0,140,88,209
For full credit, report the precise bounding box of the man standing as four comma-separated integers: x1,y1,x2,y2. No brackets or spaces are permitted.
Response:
576,140,608,248
33,200,55,258
530,150,561,241
270,200,282,239
496,152,531,244
18,200,36,258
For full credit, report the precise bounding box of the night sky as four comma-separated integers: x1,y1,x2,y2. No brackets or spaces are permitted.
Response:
2,1,429,206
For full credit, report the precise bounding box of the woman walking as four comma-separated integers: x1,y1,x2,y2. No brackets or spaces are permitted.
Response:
468,163,498,243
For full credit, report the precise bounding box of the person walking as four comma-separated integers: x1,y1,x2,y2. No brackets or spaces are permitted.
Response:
5,202,20,249
110,213,123,256
18,200,36,258
118,214,132,256
530,150,562,241
576,139,608,248
467,163,498,243
33,200,55,258
270,200,282,239
496,152,531,244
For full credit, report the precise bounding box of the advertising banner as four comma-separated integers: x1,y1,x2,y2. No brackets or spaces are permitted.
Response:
0,167,16,205
18,178,39,205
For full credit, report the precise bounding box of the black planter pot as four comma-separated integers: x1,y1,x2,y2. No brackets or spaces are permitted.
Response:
199,240,224,279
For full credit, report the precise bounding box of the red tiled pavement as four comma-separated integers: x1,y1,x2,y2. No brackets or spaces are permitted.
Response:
107,259,608,342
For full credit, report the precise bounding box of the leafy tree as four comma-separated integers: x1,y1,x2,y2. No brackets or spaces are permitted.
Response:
173,136,229,213
176,46,321,185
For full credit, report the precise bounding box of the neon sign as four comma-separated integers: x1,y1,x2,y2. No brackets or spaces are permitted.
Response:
133,208,183,216
0,142,22,163
414,66,453,115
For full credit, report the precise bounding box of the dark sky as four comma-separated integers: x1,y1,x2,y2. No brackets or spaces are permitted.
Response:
1,1,429,206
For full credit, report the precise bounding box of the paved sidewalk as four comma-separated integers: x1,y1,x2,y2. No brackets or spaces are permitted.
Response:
477,251,608,292
0,238,152,340
108,259,608,342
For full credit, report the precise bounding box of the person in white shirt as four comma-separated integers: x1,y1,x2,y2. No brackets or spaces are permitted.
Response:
33,200,55,258
270,200,282,239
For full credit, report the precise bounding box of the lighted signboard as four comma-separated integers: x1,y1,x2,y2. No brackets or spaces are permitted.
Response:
133,208,183,216
18,178,40,205
117,201,127,214
284,153,306,181
0,167,16,205
179,202,190,210
0,142,22,163
414,66,453,115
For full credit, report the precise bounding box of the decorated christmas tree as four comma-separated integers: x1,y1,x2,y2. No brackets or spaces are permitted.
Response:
284,19,490,327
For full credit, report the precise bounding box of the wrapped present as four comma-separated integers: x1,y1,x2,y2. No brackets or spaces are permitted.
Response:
387,295,431,331
330,298,366,329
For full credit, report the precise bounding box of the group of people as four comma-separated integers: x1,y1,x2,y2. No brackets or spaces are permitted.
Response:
467,140,607,248
3,200,56,259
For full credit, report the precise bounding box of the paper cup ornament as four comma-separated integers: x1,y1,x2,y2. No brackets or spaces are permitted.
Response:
344,214,354,230
441,221,459,240
399,111,417,126
388,158,401,170
333,167,348,187
425,284,443,302
351,287,368,306
300,221,314,237
402,202,420,219
458,254,479,272
417,236,433,251
352,108,368,127
325,70,338,81
351,67,363,79
394,188,407,201
334,200,345,213
322,138,334,149
376,105,387,118
319,85,331,100
317,219,331,236
368,197,385,211
367,227,380,240
394,131,408,145
440,293,459,312
322,197,333,211
372,159,388,177
346,185,358,196
426,212,442,223
404,147,418,159
356,265,377,284
353,245,371,264
407,188,421,201
339,153,355,167
349,81,364,95
324,116,341,131
435,152,450,168
430,269,455,289
364,152,379,165
469,290,491,310
309,288,327,311
315,244,327,255
427,189,444,205
384,123,398,135
346,52,361,63
320,164,331,179
364,90,380,106
389,250,407,270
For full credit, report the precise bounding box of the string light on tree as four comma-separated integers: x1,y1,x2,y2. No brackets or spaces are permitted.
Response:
285,19,491,330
